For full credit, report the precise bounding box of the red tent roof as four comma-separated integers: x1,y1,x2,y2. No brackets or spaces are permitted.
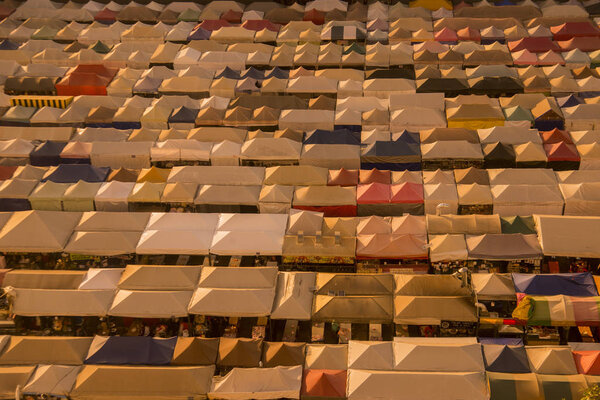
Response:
357,183,391,204
303,9,325,25
241,20,281,32
328,168,358,186
508,37,561,53
390,182,424,204
94,8,117,22
221,9,242,23
70,64,118,79
359,168,391,184
558,36,600,52
0,166,16,180
544,142,580,161
196,20,231,31
302,370,346,398
540,128,573,144
551,22,600,41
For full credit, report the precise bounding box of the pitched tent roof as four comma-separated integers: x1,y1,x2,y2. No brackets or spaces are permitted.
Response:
84,336,176,365
209,365,302,400
171,337,219,366
483,344,530,373
512,272,598,296
0,336,92,365
70,365,214,399
0,210,80,252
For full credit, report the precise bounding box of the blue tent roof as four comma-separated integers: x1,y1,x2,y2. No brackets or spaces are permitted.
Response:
215,67,241,80
483,345,531,373
394,130,420,145
168,106,199,123
362,141,421,157
479,337,524,346
0,39,18,50
303,129,361,145
241,67,265,80
512,272,598,296
84,336,177,365
557,95,582,108
42,164,110,183
187,27,211,40
29,141,67,166
265,67,289,79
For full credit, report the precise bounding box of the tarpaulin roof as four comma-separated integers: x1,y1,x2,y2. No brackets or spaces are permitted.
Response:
483,345,530,373
534,215,600,258
84,336,176,365
512,272,598,296
0,336,91,365
466,233,542,260
71,365,214,399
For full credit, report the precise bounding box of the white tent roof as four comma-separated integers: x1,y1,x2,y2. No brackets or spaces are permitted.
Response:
22,365,81,396
108,289,192,318
348,341,394,370
392,341,484,372
78,268,124,290
208,366,302,400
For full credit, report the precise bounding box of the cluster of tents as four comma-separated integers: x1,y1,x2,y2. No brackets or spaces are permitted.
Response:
4,335,600,399
1,165,600,218
0,210,596,263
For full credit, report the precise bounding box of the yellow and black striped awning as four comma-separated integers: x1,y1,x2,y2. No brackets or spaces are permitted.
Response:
10,96,73,108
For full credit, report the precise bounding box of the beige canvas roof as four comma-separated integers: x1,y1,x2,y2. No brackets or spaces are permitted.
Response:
71,365,214,399
392,341,484,372
108,289,192,318
271,271,316,321
312,295,393,323
534,215,600,257
347,370,488,400
395,274,472,296
0,210,81,253
22,364,81,396
394,296,477,324
429,234,468,262
2,270,85,289
526,346,578,375
0,336,92,365
293,186,357,206
304,344,348,370
348,340,393,370
0,366,35,397
316,273,394,295
208,365,302,400
471,273,516,300
117,265,202,291
7,288,114,316
264,165,328,186
426,214,502,234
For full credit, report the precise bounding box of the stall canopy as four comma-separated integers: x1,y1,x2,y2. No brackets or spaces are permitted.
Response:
84,336,177,365
534,215,600,258
513,294,600,326
171,337,219,366
0,336,92,365
22,364,81,397
217,337,263,368
512,272,598,296
70,365,215,399
483,344,530,373
209,365,302,400
471,273,516,301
